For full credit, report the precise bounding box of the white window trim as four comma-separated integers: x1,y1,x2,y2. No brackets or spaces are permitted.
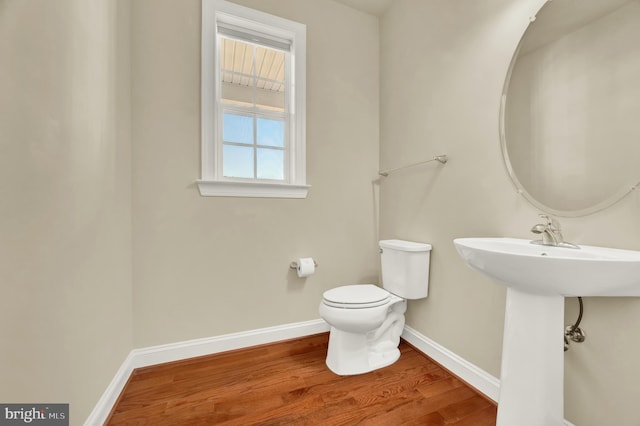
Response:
198,0,309,198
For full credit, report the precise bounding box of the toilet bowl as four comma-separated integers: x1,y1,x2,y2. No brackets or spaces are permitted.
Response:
319,284,407,375
319,240,431,375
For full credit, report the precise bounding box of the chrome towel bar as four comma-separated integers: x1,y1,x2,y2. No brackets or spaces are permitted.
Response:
379,155,448,177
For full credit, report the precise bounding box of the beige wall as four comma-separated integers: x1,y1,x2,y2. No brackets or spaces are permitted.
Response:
380,1,640,425
1,0,378,421
0,0,133,423
130,0,380,346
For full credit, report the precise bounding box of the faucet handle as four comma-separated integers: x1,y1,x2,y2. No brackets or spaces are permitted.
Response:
538,213,560,230
538,213,552,224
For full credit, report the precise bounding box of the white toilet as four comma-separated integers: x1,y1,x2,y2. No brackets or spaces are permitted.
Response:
319,239,432,375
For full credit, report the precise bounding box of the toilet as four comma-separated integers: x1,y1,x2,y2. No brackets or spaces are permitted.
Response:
319,239,432,375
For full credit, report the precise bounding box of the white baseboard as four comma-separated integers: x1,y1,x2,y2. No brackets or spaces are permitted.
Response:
401,325,576,426
85,351,137,426
127,319,330,369
401,325,501,402
87,320,576,426
84,319,330,426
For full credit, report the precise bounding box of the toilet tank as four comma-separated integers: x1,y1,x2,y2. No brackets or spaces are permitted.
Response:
379,239,432,299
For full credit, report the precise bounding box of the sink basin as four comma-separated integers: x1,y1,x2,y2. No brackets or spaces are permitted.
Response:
454,237,640,296
453,237,640,426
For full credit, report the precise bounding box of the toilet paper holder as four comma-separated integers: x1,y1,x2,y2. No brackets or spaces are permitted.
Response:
290,259,318,269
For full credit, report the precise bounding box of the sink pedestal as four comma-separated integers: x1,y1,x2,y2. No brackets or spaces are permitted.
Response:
454,237,640,425
498,288,565,426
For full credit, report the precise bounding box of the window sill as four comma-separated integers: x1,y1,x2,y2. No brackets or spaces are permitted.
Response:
196,180,310,198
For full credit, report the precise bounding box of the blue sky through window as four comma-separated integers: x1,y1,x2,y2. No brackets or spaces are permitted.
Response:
257,148,284,180
257,118,284,147
223,113,285,180
223,114,253,144
223,144,253,178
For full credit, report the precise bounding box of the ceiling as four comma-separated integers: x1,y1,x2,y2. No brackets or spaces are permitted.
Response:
332,0,395,16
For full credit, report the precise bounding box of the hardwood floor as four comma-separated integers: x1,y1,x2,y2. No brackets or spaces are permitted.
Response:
107,333,497,425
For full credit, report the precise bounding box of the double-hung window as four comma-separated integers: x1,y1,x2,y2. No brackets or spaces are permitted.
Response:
199,0,308,198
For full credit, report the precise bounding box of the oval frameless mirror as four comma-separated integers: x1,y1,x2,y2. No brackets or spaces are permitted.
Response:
500,0,640,216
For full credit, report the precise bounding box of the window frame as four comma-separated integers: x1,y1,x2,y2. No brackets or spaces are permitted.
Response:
198,0,308,198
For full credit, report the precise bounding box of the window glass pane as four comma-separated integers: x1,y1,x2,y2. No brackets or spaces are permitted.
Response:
255,83,285,112
256,47,284,83
221,38,255,107
221,38,254,77
221,81,254,107
257,118,285,147
255,46,285,112
223,113,253,144
212,24,297,186
257,148,284,180
223,145,254,178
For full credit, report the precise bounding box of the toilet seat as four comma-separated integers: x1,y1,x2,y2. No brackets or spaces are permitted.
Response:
322,284,391,309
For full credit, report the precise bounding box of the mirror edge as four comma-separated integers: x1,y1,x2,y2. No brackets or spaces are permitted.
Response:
498,0,639,217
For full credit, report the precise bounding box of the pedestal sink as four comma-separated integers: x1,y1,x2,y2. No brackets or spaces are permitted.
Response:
453,237,640,426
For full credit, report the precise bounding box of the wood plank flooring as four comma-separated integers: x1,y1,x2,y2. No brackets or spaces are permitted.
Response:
107,333,497,425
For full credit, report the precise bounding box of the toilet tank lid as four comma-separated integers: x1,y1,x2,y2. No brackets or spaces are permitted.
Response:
379,239,432,252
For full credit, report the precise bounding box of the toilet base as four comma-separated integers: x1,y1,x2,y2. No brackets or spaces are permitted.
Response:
322,299,407,375
325,327,402,375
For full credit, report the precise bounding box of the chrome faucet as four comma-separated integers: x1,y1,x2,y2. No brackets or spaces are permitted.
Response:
530,214,579,249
